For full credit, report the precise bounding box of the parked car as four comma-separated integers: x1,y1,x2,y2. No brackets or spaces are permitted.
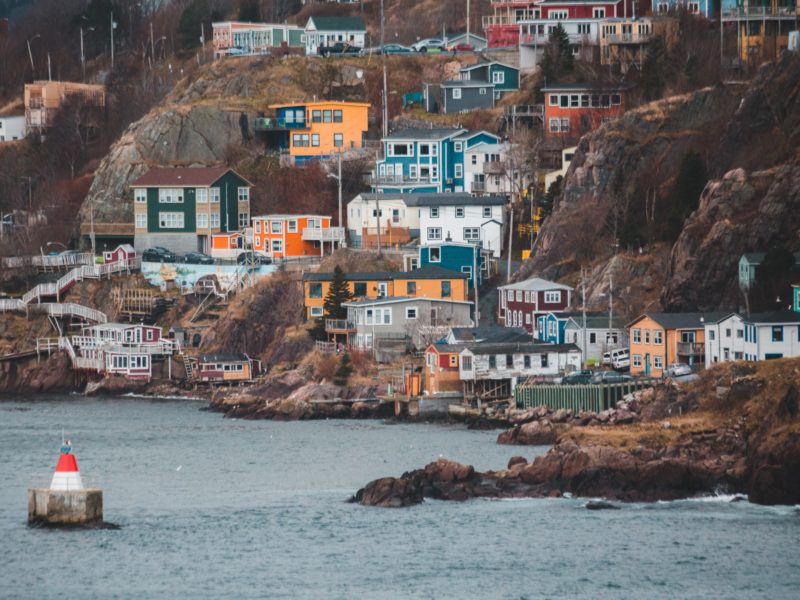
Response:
411,38,443,52
142,247,178,263
181,252,214,265
237,252,271,266
318,42,361,56
610,348,630,371
449,43,474,52
665,363,692,378
381,43,412,54
562,370,593,385
590,371,633,384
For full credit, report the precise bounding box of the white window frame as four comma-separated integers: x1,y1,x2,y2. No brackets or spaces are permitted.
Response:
406,307,418,319
653,356,664,369
158,189,183,204
427,227,442,241
135,213,146,229
543,291,561,303
463,227,480,241
210,188,220,203
454,164,463,178
452,88,462,100
134,188,147,203
271,221,282,233
210,212,220,228
483,206,492,218
492,71,505,85
633,354,642,368
430,207,440,218
272,239,283,253
158,212,184,229
288,220,297,233
237,187,249,202
454,141,463,152
238,213,249,228
633,328,641,343
196,188,208,203
455,207,465,218
310,306,323,317
429,247,441,262
196,213,208,229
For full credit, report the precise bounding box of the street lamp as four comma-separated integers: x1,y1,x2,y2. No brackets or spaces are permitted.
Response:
27,34,41,78
80,26,95,82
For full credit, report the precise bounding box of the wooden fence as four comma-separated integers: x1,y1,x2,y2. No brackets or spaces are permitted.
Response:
514,378,661,413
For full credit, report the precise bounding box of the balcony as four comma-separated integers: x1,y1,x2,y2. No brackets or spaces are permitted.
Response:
302,227,345,242
722,6,797,21
370,173,436,186
254,117,306,131
325,319,356,333
521,32,593,46
603,33,652,45
472,181,486,192
677,342,705,356
483,161,505,175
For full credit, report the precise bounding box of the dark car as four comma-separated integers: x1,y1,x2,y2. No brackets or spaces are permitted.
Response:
562,370,593,385
237,252,271,266
142,247,178,263
590,371,633,385
318,42,361,56
181,252,214,265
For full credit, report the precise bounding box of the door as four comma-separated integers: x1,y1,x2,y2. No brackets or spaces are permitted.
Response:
645,353,651,376
377,282,388,297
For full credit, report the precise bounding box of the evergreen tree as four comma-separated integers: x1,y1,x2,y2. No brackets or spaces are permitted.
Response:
323,266,354,319
542,24,573,81
641,36,667,101
662,150,707,242
333,353,352,386
177,0,210,52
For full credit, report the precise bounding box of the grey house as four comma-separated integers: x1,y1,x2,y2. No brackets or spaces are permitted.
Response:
441,80,497,113
328,296,473,361
426,61,520,115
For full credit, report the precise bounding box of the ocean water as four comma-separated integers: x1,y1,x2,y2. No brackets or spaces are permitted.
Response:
1,396,798,599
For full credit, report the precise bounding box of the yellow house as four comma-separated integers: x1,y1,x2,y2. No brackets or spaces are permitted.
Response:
627,312,728,377
265,100,370,161
722,0,799,63
302,265,469,319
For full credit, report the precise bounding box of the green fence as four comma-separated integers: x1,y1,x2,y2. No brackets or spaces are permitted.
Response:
514,379,661,413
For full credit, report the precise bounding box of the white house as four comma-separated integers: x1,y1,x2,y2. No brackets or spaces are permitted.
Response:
564,313,627,365
304,15,366,55
705,311,800,364
418,193,506,257
0,115,26,142
704,313,746,365
463,142,531,196
346,193,422,248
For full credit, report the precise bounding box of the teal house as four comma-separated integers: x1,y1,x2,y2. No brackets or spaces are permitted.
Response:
793,284,800,313
131,167,252,254
536,312,572,344
418,241,489,290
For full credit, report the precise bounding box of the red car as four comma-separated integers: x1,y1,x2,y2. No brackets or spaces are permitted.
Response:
450,43,474,52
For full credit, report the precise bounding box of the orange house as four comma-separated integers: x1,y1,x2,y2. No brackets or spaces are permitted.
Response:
252,214,344,259
424,344,464,395
543,83,627,141
627,312,728,378
210,232,245,259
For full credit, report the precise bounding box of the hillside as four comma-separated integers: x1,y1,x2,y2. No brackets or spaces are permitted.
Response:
518,51,800,317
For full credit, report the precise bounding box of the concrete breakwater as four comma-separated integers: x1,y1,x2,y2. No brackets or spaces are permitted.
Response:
28,488,103,526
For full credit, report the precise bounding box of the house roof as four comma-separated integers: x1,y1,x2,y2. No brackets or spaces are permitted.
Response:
307,16,366,31
441,79,493,88
741,252,767,264
252,214,330,220
343,296,472,307
353,192,507,207
498,277,573,293
200,353,250,363
384,128,466,141
459,61,517,73
565,313,626,329
130,167,248,188
542,82,627,92
744,311,800,325
268,100,371,109
449,326,530,343
463,342,580,355
427,343,469,353
303,264,468,282
628,312,731,330
453,130,500,141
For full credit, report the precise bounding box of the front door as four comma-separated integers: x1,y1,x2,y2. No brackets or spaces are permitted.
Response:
645,353,651,376
377,282,388,297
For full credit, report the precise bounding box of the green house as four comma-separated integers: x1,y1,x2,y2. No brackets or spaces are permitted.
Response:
131,167,251,254
793,284,800,313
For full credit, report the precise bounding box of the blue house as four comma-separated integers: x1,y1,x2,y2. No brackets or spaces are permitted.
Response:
373,128,500,193
535,312,574,344
793,284,800,313
418,241,489,289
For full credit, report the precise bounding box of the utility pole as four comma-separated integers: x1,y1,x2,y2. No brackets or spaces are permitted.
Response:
337,150,343,230
27,34,40,78
506,203,513,282
581,267,587,368
467,0,470,42
47,53,51,81
608,272,613,337
473,245,480,325
110,11,115,72
20,176,32,210
380,0,385,49
375,196,382,256
150,21,155,61
382,64,388,138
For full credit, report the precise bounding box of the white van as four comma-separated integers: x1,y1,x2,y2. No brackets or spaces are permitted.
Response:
610,349,630,371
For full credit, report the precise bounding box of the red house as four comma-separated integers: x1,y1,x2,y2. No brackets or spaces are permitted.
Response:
103,244,137,267
542,82,627,140
497,277,573,334
483,1,542,48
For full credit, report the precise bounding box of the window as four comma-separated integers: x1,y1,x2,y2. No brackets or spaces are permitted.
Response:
428,227,442,241
441,281,451,297
483,207,492,218
292,133,310,147
737,329,744,338
210,188,220,203
333,109,343,123
454,142,463,152
406,281,416,295
549,118,561,133
158,212,184,229
524,355,531,369
462,355,472,371
593,8,605,18
633,354,642,368
492,71,505,85
196,213,208,229
353,282,367,296
419,144,430,156
463,227,481,241
135,213,146,229
430,207,440,218
516,291,522,301
570,95,579,108
489,355,497,369
254,221,262,234
388,143,411,156
237,187,249,202
505,354,514,368
772,326,784,342
507,290,514,301
577,23,590,35
452,87,462,100
654,330,663,344
309,283,323,298
455,207,465,218
270,221,282,233
644,329,651,344
611,94,621,106
323,110,332,123
589,332,597,344
134,188,147,203
709,330,716,341
543,291,561,303
549,94,559,106
454,164,463,178
540,354,548,368
310,306,323,317
334,133,343,147
312,110,322,123
311,133,320,147
560,118,570,132
406,307,417,319
549,10,567,19
210,212,220,228
272,239,282,253
158,189,183,203
606,332,619,345
479,88,487,95
633,329,641,343
286,220,297,233
653,356,663,369
429,247,441,262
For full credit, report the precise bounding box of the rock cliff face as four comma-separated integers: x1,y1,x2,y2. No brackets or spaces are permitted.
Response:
520,51,800,314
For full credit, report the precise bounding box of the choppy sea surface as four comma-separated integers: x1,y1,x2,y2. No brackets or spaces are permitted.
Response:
1,396,798,599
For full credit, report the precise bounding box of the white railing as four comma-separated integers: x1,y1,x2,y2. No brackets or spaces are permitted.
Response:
603,33,652,44
20,258,137,305
0,253,94,270
722,6,797,19
302,227,345,242
33,303,107,323
0,299,26,312
58,336,77,362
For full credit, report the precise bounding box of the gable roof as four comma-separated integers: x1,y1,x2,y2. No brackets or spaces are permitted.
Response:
459,61,517,73
303,264,468,282
307,16,366,31
498,277,573,293
441,79,494,88
130,167,249,188
744,311,800,325
384,127,467,141
353,192,507,207
628,312,731,330
449,326,530,343
565,313,626,329
463,342,580,355
343,296,472,307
